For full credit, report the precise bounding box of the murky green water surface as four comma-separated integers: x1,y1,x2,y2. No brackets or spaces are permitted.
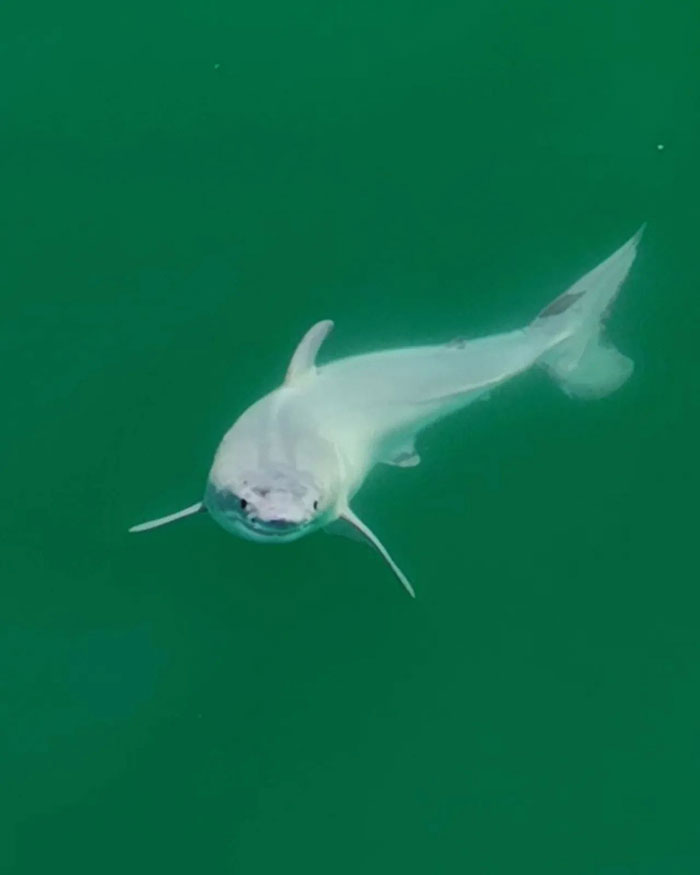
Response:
3,0,699,871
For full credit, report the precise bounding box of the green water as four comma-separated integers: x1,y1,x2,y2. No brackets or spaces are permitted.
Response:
3,0,699,871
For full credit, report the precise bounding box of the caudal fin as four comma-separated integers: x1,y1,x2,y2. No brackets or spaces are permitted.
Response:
547,336,634,399
535,225,644,399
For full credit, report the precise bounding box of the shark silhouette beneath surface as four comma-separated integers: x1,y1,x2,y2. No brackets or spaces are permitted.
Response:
130,227,645,597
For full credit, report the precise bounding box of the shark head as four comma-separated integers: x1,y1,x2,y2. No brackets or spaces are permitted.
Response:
204,464,328,543
129,318,416,595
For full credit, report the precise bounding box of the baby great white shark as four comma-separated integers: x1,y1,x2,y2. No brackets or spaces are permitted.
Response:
130,227,645,597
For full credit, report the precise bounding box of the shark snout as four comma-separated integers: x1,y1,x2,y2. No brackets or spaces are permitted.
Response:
204,465,326,542
248,489,310,526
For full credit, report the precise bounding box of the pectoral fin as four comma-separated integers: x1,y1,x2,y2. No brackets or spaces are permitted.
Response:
339,506,416,598
324,516,367,544
129,501,205,533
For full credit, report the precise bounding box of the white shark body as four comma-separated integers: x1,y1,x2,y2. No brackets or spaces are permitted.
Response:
131,227,644,597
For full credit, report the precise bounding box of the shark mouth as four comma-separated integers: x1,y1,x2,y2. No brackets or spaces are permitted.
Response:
240,515,313,537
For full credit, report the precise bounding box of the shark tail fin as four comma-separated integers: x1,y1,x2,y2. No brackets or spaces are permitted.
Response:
541,336,634,400
534,225,644,399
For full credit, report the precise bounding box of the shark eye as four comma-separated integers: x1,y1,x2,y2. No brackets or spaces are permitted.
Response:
239,498,248,510
313,500,319,510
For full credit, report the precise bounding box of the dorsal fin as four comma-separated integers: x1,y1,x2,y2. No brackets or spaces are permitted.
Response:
285,320,334,385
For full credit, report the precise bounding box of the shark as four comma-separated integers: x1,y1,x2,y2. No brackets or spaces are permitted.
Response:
130,227,645,597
